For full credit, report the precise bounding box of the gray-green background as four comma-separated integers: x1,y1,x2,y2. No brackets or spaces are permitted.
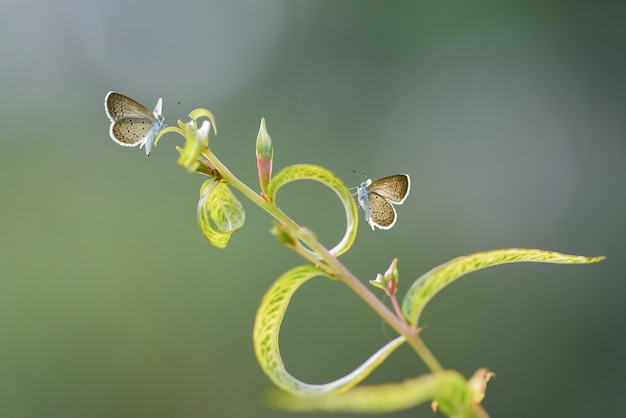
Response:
1,1,624,417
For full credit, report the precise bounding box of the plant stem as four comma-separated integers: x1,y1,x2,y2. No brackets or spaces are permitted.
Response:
304,236,444,373
202,148,443,373
202,149,324,267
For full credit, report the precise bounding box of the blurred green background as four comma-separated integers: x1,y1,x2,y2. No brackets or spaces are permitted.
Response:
1,1,624,417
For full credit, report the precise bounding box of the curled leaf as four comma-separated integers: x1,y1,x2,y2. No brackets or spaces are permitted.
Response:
264,369,487,416
178,121,211,173
197,179,245,248
402,249,605,328
188,108,218,135
152,126,181,148
253,265,406,397
266,164,358,257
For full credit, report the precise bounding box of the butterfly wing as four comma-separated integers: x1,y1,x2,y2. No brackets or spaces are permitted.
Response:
105,92,157,121
368,174,410,204
366,191,397,230
110,117,157,147
105,92,165,155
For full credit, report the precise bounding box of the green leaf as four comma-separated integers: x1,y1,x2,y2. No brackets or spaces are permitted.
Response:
206,181,245,232
402,249,605,327
177,122,208,173
265,164,358,257
197,179,245,248
253,265,406,397
152,126,181,148
188,108,218,135
264,369,487,416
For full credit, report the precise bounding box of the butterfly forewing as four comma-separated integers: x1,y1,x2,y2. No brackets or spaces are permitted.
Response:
105,92,156,121
367,174,410,204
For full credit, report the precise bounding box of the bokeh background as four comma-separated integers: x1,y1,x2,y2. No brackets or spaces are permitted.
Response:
1,1,624,417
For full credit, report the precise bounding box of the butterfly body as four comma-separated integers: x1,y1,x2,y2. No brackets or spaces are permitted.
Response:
357,174,410,230
104,92,164,156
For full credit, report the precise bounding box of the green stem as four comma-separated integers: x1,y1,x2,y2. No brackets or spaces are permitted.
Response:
202,149,321,267
302,235,443,373
202,148,443,373
389,291,405,326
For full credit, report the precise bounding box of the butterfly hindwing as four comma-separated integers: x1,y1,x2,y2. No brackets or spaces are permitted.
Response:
110,118,155,146
366,191,397,229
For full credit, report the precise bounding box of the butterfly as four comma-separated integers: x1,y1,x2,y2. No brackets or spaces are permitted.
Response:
356,174,410,230
104,92,165,156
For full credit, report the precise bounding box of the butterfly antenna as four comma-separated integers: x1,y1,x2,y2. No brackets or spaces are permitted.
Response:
166,100,182,111
352,169,368,181
349,170,361,194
